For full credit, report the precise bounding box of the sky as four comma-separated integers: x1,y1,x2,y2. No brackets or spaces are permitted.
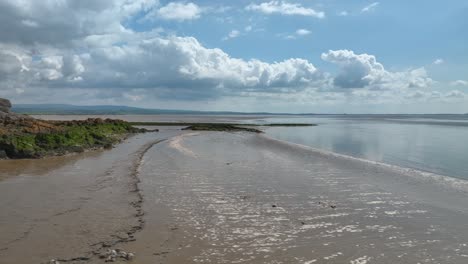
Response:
0,0,467,113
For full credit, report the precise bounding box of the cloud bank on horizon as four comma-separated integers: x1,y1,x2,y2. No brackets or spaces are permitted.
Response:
0,0,467,113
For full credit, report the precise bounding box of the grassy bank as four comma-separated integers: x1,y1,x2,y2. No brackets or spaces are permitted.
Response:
0,119,146,159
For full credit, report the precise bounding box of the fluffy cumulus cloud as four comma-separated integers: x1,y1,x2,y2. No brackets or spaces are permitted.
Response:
0,0,157,45
82,36,325,95
0,0,464,111
0,0,330,102
321,50,433,90
0,35,325,100
150,2,202,21
246,1,325,18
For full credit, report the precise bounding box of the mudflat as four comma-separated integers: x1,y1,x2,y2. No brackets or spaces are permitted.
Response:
0,129,181,264
2,128,468,263
128,131,468,263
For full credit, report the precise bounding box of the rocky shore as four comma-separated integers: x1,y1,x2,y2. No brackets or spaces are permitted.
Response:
0,98,149,159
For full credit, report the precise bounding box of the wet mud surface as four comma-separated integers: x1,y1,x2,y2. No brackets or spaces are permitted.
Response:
127,132,468,264
2,128,468,263
0,129,181,264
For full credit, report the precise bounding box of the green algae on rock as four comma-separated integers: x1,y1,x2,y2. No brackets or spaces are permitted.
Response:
0,118,148,159
0,98,149,159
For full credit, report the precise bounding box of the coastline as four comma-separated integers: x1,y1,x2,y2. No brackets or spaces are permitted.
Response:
262,133,468,193
258,133,468,214
2,128,468,263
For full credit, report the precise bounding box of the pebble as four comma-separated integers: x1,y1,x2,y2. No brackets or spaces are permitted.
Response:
100,248,135,262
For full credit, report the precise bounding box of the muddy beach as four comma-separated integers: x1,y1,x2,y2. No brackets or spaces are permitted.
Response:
1,126,468,263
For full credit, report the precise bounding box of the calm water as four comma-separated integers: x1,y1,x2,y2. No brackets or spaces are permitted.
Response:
34,114,468,180
263,115,468,180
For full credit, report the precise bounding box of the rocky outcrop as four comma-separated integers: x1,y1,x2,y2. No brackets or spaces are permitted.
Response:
1,105,59,135
0,98,11,113
0,98,37,126
0,98,148,159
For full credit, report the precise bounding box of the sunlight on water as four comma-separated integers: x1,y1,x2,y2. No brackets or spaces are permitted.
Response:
264,115,468,180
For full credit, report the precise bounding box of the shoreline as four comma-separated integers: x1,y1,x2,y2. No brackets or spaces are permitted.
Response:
125,131,468,263
256,134,468,215
2,129,468,263
261,133,468,193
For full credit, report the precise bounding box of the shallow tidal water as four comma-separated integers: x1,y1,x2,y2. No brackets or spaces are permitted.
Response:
263,115,468,180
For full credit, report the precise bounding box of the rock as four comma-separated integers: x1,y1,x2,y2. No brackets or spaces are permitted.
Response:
0,150,7,159
100,248,135,262
126,253,135,260
0,98,11,113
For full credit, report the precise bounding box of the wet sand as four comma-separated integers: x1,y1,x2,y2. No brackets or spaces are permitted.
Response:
2,128,468,263
127,131,468,263
0,128,182,264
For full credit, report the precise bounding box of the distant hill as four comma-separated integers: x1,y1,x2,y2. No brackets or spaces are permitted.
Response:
11,104,468,116
11,104,294,115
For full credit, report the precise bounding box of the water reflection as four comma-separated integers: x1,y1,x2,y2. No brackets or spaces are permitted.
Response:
0,150,104,181
265,116,468,180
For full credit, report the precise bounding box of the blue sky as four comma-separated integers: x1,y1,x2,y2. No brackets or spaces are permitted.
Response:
0,0,467,113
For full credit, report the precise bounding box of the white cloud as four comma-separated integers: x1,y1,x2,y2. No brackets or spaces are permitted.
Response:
154,2,202,21
279,29,311,40
296,29,311,36
321,49,433,90
361,2,379,13
433,58,444,65
0,0,158,45
0,1,462,111
0,34,326,100
246,1,325,18
450,80,468,86
161,37,323,90
31,54,85,82
223,30,241,40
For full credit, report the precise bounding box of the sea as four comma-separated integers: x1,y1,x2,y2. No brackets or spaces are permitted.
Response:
259,114,468,181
